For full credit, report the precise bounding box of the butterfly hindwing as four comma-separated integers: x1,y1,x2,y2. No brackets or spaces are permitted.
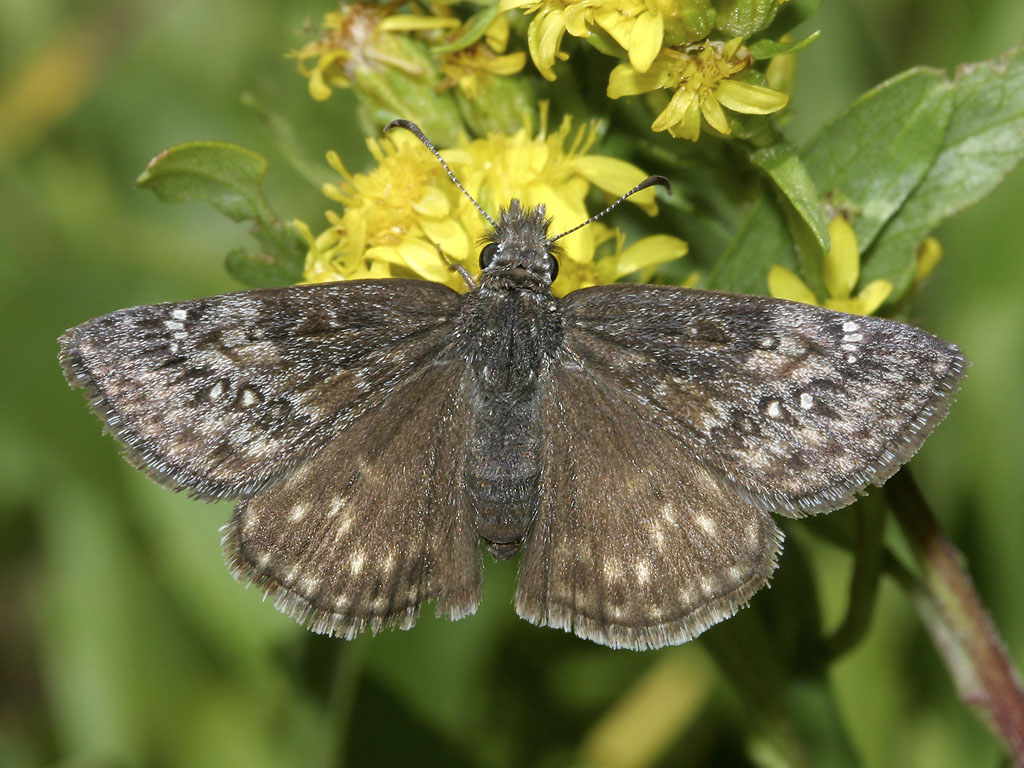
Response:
515,360,783,650
222,359,482,637
59,279,460,499
561,284,966,516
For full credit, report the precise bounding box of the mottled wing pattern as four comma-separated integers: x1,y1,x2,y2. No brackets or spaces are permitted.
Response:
59,280,459,499
562,285,967,516
515,362,783,650
222,359,482,637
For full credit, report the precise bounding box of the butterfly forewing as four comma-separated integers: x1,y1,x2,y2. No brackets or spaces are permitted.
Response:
222,359,482,637
60,280,460,499
515,361,784,650
561,284,967,516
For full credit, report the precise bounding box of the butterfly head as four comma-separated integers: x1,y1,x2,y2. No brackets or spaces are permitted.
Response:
478,200,560,287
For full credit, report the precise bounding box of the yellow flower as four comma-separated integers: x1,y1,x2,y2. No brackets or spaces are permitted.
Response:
299,118,687,296
608,39,789,141
288,4,459,102
499,0,668,80
438,15,527,100
767,216,893,315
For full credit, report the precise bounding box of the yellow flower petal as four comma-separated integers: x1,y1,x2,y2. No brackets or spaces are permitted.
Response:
485,51,528,76
368,239,451,283
608,235,688,279
565,155,660,214
485,14,511,52
700,91,731,135
412,186,451,218
853,279,893,315
308,65,333,101
715,79,790,115
563,4,591,38
652,88,696,132
420,217,469,261
823,216,859,300
378,16,461,32
591,7,631,51
915,236,942,282
767,265,818,306
627,11,664,74
530,10,567,81
607,60,674,98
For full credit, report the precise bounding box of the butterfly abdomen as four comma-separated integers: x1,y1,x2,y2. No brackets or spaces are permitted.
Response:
459,283,561,558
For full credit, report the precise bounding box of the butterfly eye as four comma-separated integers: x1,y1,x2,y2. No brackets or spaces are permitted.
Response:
479,243,499,269
547,253,559,283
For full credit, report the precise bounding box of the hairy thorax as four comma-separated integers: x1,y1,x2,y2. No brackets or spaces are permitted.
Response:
456,272,562,558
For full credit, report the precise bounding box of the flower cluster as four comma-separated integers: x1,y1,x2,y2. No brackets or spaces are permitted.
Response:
608,39,788,140
298,117,687,297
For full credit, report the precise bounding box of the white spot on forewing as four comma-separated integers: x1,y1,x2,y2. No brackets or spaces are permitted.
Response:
349,552,365,575
171,308,188,321
698,575,717,595
334,518,353,541
288,504,307,522
842,320,859,333
207,380,226,401
239,388,259,408
164,320,184,331
846,354,858,364
843,332,864,343
328,498,344,517
766,400,782,418
696,514,717,535
635,561,651,585
169,342,179,354
799,392,814,410
172,331,187,340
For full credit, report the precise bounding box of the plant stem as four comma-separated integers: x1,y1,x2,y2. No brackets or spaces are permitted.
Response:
887,470,1024,766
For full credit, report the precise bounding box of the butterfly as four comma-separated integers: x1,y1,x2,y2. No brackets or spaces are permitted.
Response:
59,120,966,650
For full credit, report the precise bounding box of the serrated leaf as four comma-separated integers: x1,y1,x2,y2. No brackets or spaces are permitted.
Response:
136,141,274,222
748,30,820,60
430,5,499,55
865,45,1024,294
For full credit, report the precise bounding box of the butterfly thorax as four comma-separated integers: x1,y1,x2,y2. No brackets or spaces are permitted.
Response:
456,222,564,559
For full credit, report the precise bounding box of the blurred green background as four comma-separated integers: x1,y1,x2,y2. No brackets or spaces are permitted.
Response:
2,1,1023,766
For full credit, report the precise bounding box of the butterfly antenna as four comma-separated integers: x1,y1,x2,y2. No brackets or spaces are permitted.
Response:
384,119,497,229
547,175,671,244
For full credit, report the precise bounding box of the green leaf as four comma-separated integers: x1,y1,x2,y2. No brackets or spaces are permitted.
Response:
137,141,306,286
865,45,1024,295
708,194,797,293
800,68,954,294
747,29,820,60
430,5,499,55
136,141,275,222
750,141,830,253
